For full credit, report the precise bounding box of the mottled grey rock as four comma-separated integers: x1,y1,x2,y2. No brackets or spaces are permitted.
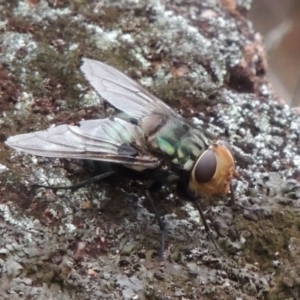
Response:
1,0,300,299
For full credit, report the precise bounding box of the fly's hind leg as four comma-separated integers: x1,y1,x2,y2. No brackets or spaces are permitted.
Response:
32,171,116,190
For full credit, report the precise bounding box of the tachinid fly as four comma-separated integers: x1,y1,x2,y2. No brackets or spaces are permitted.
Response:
5,58,239,256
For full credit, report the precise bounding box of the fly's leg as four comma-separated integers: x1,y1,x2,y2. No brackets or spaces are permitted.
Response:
227,183,264,212
176,179,224,256
227,183,235,206
193,200,224,257
145,190,166,260
32,171,116,190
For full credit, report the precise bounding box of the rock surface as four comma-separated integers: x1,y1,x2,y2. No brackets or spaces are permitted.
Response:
1,1,300,299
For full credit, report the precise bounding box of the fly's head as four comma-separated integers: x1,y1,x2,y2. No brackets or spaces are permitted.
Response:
189,140,239,196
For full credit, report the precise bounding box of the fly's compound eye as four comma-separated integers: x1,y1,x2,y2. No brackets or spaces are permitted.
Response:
194,149,217,184
218,140,233,156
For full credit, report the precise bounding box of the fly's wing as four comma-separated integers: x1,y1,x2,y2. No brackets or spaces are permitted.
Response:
80,58,179,119
5,118,160,169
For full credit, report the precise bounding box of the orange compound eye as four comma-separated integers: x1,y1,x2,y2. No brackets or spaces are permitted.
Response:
194,149,217,184
189,140,237,197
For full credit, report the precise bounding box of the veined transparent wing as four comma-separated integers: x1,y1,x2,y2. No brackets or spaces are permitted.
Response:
5,118,160,168
80,58,179,119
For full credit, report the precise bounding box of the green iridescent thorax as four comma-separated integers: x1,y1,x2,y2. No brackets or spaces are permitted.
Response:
140,114,211,171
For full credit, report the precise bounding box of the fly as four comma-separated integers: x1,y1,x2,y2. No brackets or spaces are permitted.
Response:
5,58,239,257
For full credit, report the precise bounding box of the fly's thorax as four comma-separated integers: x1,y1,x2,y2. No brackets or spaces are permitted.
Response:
140,115,210,169
189,140,238,196
173,130,211,171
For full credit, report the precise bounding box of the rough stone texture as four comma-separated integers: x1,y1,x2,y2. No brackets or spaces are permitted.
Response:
1,0,300,299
